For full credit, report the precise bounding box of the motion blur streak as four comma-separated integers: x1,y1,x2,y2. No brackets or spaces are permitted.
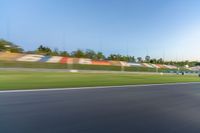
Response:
1,83,200,133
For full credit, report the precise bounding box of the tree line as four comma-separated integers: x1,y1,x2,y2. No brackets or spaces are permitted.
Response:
0,39,198,67
32,45,136,62
0,39,23,53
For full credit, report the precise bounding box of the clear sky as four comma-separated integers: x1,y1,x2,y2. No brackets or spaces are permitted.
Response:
1,0,200,61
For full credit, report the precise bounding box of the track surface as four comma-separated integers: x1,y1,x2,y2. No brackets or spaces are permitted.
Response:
1,83,200,133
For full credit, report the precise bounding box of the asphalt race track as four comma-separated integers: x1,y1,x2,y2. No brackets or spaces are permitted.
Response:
1,83,200,133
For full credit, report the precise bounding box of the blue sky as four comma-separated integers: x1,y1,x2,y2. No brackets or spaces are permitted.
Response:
1,0,200,61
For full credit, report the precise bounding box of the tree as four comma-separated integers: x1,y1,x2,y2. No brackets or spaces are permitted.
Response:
51,48,59,56
137,57,143,63
126,56,135,62
96,52,105,60
150,59,157,64
60,51,70,57
36,45,52,55
107,54,135,62
145,55,151,63
71,49,85,58
107,54,122,61
85,49,97,59
107,54,116,60
157,58,164,64
0,39,23,53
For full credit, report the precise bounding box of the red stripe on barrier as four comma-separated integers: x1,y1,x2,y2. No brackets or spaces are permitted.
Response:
60,57,68,64
92,61,111,66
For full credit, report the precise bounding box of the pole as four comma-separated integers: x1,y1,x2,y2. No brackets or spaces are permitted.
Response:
156,67,158,73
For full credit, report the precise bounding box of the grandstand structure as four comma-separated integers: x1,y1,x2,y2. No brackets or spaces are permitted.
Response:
0,52,179,70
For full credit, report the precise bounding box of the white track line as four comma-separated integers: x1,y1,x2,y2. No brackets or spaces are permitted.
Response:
0,82,200,93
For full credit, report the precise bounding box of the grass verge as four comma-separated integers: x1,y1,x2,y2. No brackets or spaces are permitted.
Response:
0,70,199,90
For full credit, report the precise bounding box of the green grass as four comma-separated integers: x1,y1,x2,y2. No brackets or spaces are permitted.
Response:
0,70,199,90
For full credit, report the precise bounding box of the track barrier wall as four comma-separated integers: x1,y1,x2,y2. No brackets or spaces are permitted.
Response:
0,52,179,70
